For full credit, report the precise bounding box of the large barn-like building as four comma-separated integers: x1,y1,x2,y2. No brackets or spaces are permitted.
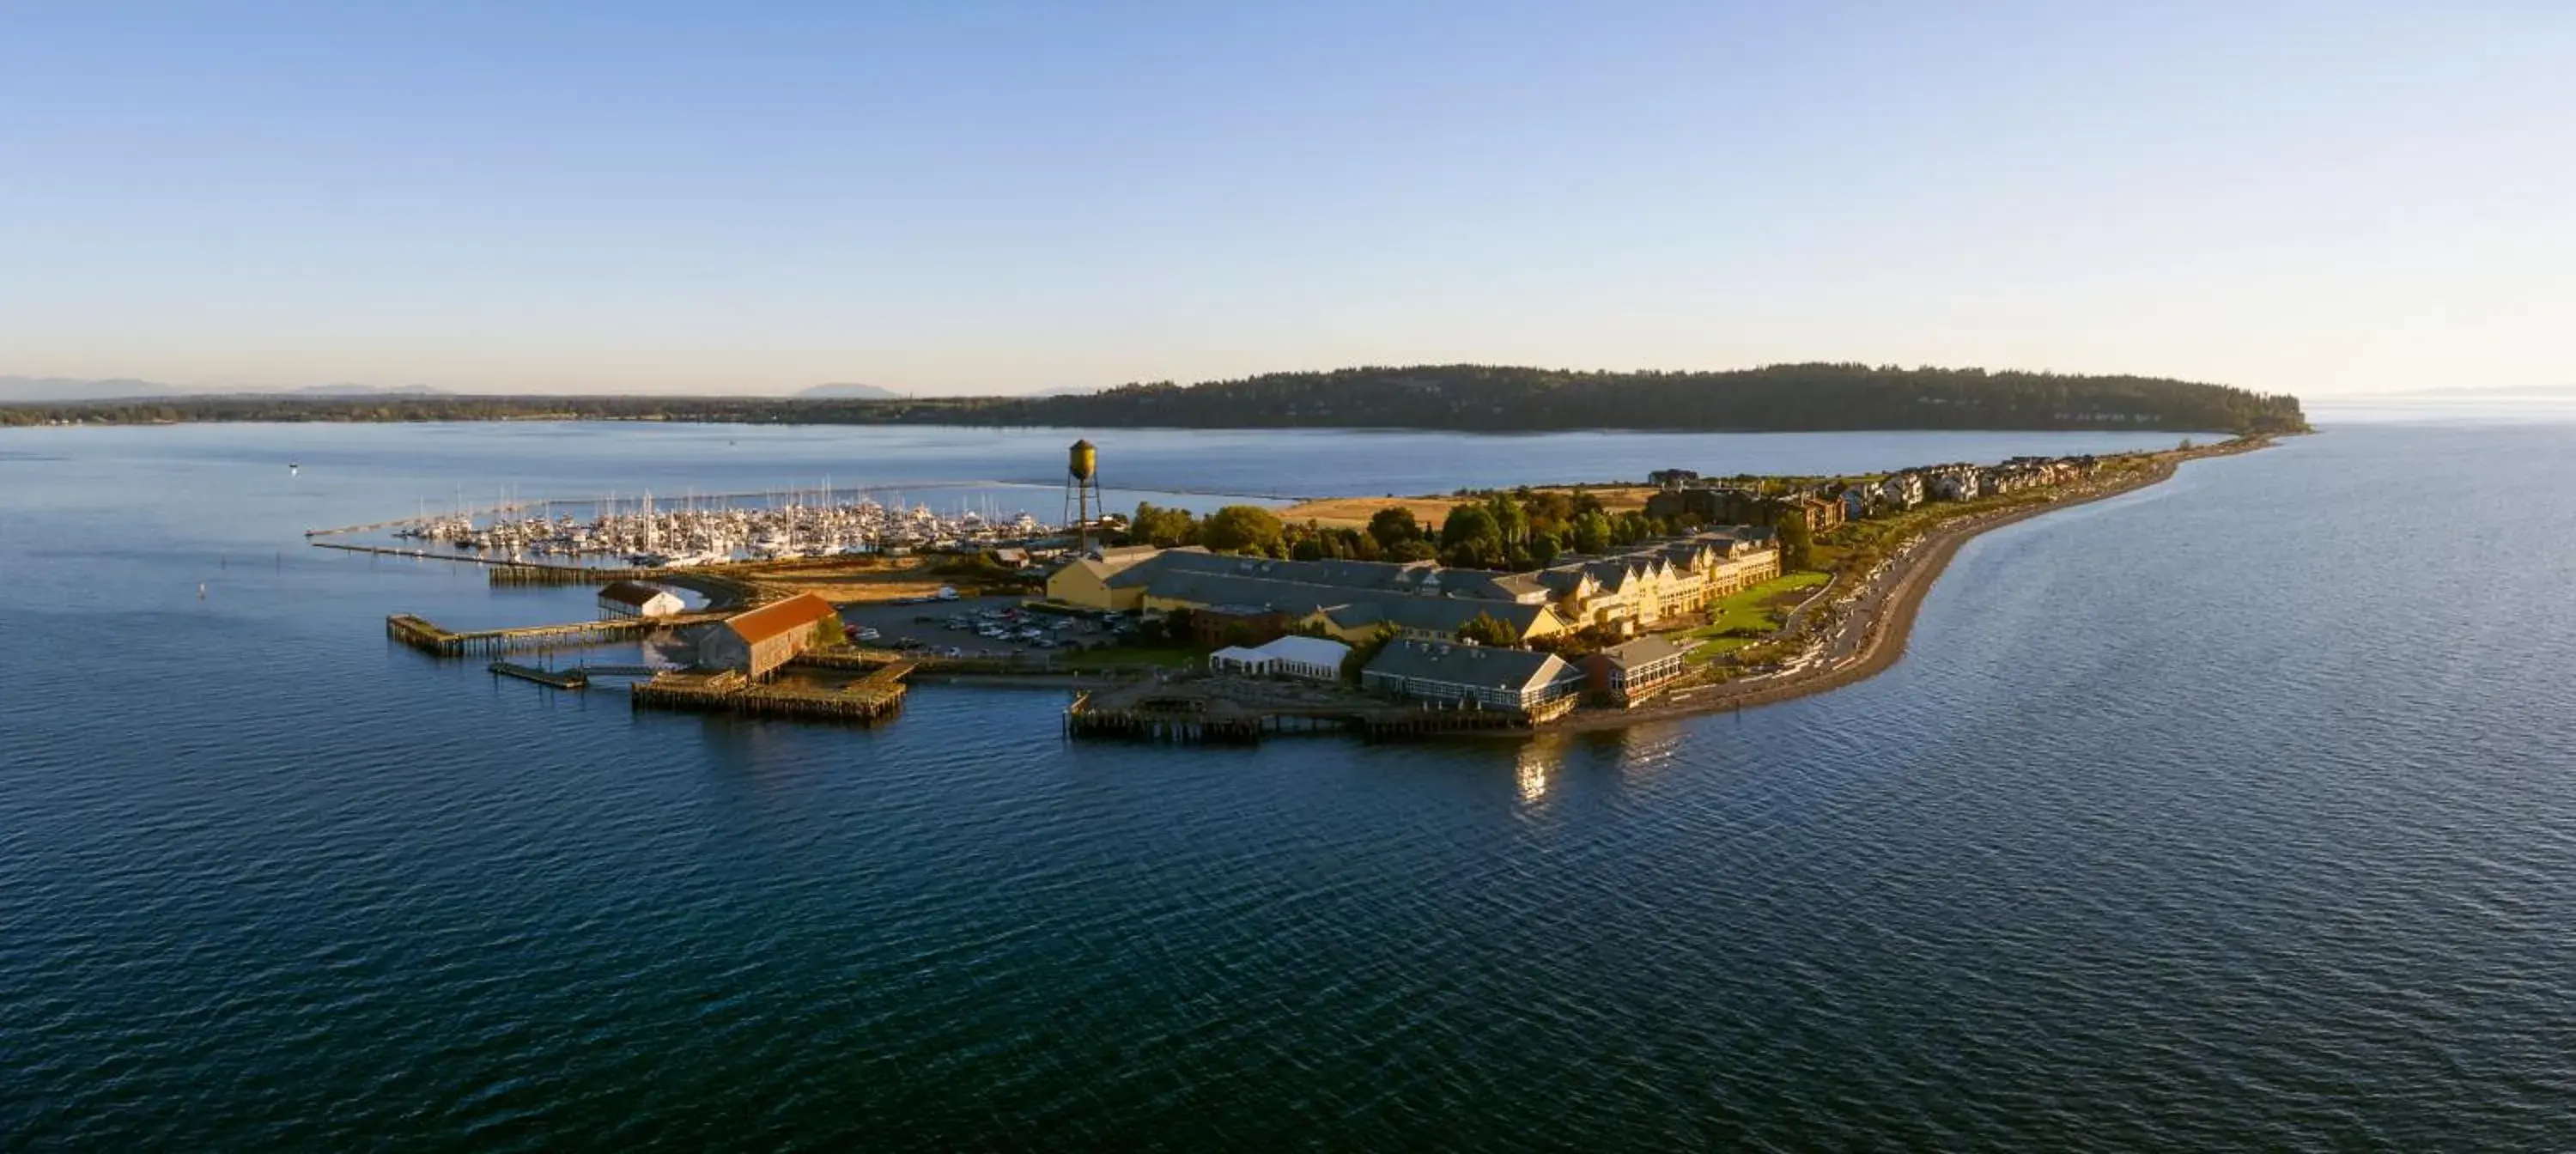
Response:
695,593,841,680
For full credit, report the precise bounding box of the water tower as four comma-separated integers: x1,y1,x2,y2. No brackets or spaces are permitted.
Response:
1064,439,1103,553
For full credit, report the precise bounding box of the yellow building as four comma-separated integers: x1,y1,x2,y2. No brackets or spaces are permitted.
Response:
1045,533,1774,645
1042,544,1170,611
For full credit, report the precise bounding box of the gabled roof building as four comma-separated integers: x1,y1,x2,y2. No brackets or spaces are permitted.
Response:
598,580,684,619
694,592,841,680
1360,641,1584,714
1584,635,1692,707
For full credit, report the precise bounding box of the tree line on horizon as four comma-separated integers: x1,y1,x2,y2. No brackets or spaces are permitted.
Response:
0,361,2308,434
1128,488,1704,574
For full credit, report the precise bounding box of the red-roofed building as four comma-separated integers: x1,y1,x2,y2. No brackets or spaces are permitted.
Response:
696,592,841,680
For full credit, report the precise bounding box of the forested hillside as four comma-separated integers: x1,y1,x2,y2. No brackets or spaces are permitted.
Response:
0,362,2306,433
1000,363,2306,433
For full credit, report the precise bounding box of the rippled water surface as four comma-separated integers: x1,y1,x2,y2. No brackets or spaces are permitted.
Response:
4,422,2573,1150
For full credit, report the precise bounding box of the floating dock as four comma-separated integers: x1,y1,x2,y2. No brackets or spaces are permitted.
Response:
489,661,589,689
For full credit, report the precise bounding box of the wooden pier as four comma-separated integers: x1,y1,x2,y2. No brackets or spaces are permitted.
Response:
386,610,725,658
629,664,913,724
489,563,668,586
315,541,578,568
489,661,588,689
1062,682,1558,744
316,542,775,610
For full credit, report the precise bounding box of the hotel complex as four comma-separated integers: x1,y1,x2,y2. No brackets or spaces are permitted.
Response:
1048,529,1783,650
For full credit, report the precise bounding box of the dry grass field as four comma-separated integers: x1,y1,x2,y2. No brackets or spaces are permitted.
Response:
1276,486,1657,528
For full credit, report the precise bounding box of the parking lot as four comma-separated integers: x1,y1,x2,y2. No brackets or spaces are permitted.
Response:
833,595,1131,659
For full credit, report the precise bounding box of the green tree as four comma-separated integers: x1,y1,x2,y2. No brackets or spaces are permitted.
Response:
1522,489,1574,539
1571,511,1612,555
1200,505,1285,554
1455,612,1518,647
1528,532,1562,567
1609,511,1656,547
1443,540,1502,570
1774,512,1814,571
1148,607,1198,646
1366,506,1423,550
1129,501,1200,548
1340,623,1400,682
1383,538,1438,563
1440,505,1502,551
1484,492,1528,545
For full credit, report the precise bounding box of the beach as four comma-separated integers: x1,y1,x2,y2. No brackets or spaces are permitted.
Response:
1547,436,2276,732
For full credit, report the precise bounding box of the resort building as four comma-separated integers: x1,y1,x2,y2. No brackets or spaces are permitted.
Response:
1208,635,1351,681
1644,486,1842,534
1841,488,1874,521
598,580,684,619
1584,635,1692,707
1791,493,1846,533
1048,531,1781,646
1300,594,1570,647
1879,472,1926,511
1359,641,1584,716
1923,464,1984,501
695,592,841,681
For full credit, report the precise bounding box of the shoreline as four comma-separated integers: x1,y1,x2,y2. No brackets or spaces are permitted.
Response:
890,435,2275,741
1540,435,2276,733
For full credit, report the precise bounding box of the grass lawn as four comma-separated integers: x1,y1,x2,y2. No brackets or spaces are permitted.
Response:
1673,571,1831,659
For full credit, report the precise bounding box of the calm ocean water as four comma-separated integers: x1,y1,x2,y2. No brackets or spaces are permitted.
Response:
4,421,2573,1150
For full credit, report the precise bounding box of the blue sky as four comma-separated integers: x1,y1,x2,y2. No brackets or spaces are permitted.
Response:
2,1,2567,396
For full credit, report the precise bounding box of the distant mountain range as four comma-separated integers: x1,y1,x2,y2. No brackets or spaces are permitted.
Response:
795,383,902,400
0,376,447,402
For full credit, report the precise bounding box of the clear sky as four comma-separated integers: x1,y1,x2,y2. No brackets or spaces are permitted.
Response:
2,1,2567,397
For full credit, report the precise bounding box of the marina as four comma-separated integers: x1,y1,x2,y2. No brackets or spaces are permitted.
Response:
331,483,1073,568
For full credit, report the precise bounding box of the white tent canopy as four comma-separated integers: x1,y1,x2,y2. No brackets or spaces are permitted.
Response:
1209,645,1267,674
1209,635,1351,681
